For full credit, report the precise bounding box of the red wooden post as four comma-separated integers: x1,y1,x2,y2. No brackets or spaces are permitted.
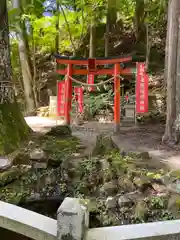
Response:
64,63,73,124
114,63,120,132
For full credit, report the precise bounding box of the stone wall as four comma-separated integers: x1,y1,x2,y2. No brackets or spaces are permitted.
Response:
1,197,180,240
57,197,180,240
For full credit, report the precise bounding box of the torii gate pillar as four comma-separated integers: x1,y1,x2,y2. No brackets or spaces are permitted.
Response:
114,63,120,133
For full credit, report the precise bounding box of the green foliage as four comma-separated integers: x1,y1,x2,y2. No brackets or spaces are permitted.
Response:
84,90,113,117
8,0,168,55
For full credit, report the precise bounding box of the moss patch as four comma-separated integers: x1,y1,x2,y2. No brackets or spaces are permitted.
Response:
0,166,30,187
0,102,29,154
0,133,82,204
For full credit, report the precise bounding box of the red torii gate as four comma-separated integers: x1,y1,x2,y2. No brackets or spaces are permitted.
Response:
55,54,148,132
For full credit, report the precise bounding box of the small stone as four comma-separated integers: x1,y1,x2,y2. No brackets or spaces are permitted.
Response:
46,124,72,137
100,181,118,196
100,158,110,170
118,195,131,207
12,152,30,165
33,162,47,169
152,182,167,193
134,201,148,219
167,180,180,194
118,177,135,192
0,157,11,172
63,172,69,181
28,141,34,146
76,144,86,150
133,176,149,188
30,148,46,160
117,191,142,207
29,192,41,200
106,196,117,209
168,194,180,217
71,153,81,157
120,149,126,157
137,152,150,159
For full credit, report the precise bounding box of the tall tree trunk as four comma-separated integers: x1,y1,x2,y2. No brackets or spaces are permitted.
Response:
105,20,110,57
107,0,117,29
175,16,180,139
162,0,180,145
89,21,96,58
13,0,36,113
55,0,60,53
105,0,117,57
0,0,29,154
164,2,170,87
134,0,146,43
18,21,36,113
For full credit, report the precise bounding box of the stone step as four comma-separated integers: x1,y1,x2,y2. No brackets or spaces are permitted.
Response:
121,119,135,126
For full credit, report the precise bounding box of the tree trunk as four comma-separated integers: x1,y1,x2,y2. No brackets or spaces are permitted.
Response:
0,0,29,155
164,2,171,86
55,0,60,53
105,1,110,57
105,0,117,57
162,0,180,145
89,21,96,58
12,0,36,113
134,0,146,43
175,16,180,139
18,22,36,113
107,0,117,29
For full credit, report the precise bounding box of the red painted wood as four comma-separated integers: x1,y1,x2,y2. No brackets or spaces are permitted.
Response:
56,56,132,65
57,68,132,76
64,64,73,124
57,81,65,116
136,63,148,113
114,63,120,127
88,58,96,72
87,73,95,91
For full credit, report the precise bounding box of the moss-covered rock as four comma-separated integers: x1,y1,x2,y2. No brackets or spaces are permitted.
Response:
46,124,72,137
43,136,80,166
0,165,30,187
92,134,118,155
9,150,30,165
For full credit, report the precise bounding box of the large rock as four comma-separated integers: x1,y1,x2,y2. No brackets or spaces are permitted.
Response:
117,191,142,207
92,134,118,155
0,165,31,187
46,125,72,137
10,151,30,165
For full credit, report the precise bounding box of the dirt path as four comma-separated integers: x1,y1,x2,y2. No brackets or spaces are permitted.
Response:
25,117,180,170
